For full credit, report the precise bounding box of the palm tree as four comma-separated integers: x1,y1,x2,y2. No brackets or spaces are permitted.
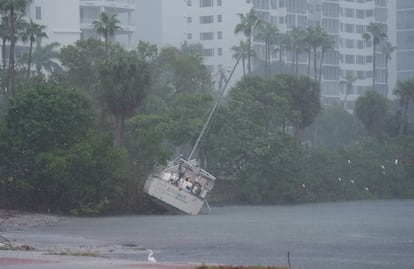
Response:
231,40,248,76
339,74,356,110
0,16,11,93
275,32,290,74
92,12,122,53
0,16,11,71
305,26,325,80
394,79,414,136
382,41,396,97
319,32,334,82
21,19,47,79
234,8,259,74
362,22,387,91
22,42,62,76
255,21,278,77
0,0,30,96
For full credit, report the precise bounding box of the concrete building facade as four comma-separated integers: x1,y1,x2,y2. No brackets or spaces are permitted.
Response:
396,0,414,82
152,0,398,107
80,0,136,48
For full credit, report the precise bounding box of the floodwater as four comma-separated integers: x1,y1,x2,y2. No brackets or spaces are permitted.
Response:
13,200,414,269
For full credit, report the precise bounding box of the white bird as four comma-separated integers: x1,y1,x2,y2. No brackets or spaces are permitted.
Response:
365,187,369,191
395,159,399,165
381,164,385,170
347,160,351,164
147,249,156,263
302,184,306,188
338,177,342,182
350,179,355,184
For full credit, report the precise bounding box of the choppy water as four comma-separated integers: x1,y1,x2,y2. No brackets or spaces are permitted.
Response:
28,200,414,269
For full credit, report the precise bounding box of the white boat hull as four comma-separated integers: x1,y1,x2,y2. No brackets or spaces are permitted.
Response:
143,176,204,215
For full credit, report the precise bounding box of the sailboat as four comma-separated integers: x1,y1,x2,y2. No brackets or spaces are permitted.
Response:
143,19,260,215
142,72,226,215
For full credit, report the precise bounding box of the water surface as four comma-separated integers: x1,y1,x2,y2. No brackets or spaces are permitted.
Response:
23,200,414,269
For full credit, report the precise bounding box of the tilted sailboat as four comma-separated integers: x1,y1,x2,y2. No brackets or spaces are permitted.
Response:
143,19,259,215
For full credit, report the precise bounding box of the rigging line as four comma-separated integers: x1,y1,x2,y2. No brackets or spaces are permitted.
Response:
188,18,260,160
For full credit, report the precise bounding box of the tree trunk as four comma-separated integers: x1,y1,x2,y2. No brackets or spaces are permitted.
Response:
385,57,389,97
114,114,125,146
2,38,6,94
241,56,246,76
319,49,325,82
247,35,251,73
399,101,409,136
279,48,283,74
372,42,376,91
27,37,34,79
313,47,317,80
8,6,16,97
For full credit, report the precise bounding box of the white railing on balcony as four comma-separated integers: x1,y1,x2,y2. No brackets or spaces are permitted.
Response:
80,22,136,33
80,0,136,10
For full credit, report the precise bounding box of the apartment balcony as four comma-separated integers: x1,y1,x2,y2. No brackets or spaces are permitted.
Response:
80,0,136,12
81,19,135,33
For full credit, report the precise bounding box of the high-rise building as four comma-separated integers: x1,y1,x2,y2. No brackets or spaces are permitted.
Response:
250,0,396,109
157,0,397,108
26,0,80,47
396,0,414,82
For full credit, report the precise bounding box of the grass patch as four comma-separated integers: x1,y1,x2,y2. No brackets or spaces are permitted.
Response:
54,251,98,257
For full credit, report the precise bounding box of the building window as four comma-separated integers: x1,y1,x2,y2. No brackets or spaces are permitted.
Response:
345,39,354,48
344,23,354,33
344,8,354,17
187,17,192,23
218,48,223,56
217,14,222,23
356,9,365,19
357,40,364,49
187,33,193,39
200,15,214,24
35,6,41,20
356,25,365,34
200,0,213,7
200,32,214,40
217,31,222,39
217,0,222,6
345,55,355,64
203,48,214,57
187,0,192,6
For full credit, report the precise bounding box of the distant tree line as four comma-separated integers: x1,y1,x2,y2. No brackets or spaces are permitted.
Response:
0,7,413,214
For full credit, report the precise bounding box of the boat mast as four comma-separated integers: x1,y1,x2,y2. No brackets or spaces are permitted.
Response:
187,19,260,160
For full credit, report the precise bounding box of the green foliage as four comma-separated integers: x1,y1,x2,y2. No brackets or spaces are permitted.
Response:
97,46,150,145
205,75,304,203
354,90,389,136
6,83,92,153
59,38,106,92
303,106,362,150
0,82,132,213
125,114,171,176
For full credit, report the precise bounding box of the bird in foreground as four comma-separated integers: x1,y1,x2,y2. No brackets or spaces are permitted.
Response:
395,159,399,165
147,249,156,263
302,184,306,188
365,187,369,191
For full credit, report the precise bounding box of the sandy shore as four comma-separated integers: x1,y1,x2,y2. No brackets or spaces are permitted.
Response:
0,210,64,231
